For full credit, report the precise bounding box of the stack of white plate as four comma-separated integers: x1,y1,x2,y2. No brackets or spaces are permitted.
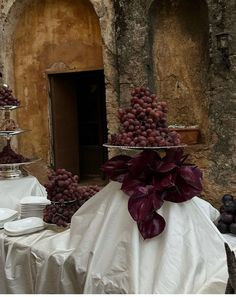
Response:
4,217,45,236
0,208,18,228
20,196,51,219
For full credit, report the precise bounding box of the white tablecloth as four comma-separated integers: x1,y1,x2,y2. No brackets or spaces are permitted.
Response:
69,181,230,294
0,175,46,211
0,181,235,294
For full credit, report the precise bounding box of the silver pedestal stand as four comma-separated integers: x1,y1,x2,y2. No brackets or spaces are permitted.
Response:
0,105,38,179
0,159,40,179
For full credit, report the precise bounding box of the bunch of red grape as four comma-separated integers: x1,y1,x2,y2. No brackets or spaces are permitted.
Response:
0,84,20,106
0,140,29,163
216,194,236,235
43,168,101,227
108,87,181,147
45,168,80,202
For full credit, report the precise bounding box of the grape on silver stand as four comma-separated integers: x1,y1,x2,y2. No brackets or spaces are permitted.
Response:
43,168,101,227
108,87,181,147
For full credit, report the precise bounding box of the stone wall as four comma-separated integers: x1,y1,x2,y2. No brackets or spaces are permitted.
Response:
13,0,103,161
0,0,236,207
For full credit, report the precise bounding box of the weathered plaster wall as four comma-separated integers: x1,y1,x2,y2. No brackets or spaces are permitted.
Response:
205,0,236,208
0,0,119,160
13,0,103,161
110,0,236,208
1,0,236,207
150,0,209,133
148,0,214,207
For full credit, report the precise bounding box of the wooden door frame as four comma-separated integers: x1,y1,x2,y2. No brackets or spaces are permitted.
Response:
46,67,104,169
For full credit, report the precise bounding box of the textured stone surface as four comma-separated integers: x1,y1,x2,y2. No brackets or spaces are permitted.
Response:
1,0,236,208
150,1,209,132
12,0,103,162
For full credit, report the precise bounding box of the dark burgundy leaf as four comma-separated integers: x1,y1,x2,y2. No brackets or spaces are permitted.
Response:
153,172,176,191
128,150,159,177
138,212,166,239
158,162,177,173
163,180,202,203
103,148,203,239
178,166,202,190
121,175,145,196
163,148,184,164
148,188,164,210
180,154,189,164
128,187,153,221
101,155,131,182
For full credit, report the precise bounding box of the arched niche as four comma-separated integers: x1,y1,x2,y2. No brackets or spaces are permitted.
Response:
149,0,209,142
11,0,103,162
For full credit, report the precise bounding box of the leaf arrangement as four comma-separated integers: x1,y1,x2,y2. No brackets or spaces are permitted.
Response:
102,148,203,239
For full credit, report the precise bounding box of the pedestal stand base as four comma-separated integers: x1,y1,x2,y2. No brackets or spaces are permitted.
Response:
0,165,27,179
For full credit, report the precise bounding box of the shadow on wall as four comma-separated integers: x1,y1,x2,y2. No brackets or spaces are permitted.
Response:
148,0,210,144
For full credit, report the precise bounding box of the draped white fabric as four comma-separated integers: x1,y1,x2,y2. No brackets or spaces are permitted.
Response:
0,176,46,211
69,181,228,294
0,181,233,293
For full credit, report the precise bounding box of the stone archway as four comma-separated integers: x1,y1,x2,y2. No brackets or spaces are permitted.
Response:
1,0,116,165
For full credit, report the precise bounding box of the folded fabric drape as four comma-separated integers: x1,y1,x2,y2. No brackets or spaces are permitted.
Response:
102,148,202,239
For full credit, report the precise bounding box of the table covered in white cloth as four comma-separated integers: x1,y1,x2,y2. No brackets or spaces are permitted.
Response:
0,181,234,294
0,175,46,210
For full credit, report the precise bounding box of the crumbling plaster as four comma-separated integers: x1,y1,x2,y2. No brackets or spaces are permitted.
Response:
0,0,236,207
0,0,119,135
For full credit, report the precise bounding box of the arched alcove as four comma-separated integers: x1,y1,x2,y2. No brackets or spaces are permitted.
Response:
11,0,105,175
149,0,209,142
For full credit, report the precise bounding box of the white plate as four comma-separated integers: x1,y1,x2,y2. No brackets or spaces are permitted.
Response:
4,225,44,233
4,225,45,236
21,208,44,212
0,218,18,228
21,205,47,208
21,211,43,217
0,208,18,222
21,215,43,218
20,215,43,219
20,196,50,205
20,209,44,213
20,205,45,208
20,207,45,211
20,210,44,213
4,217,45,234
0,212,18,228
20,207,44,210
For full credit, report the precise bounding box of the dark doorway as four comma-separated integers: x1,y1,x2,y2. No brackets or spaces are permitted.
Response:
48,70,108,182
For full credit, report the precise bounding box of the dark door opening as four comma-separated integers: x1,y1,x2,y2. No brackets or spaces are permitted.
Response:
49,70,108,183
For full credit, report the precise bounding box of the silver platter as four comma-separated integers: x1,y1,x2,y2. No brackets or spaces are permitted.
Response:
103,144,187,150
0,105,21,110
0,167,25,179
0,158,40,179
0,157,40,168
0,129,30,137
51,199,77,205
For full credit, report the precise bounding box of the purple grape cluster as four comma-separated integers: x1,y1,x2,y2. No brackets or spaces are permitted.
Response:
0,85,20,106
43,168,101,227
108,87,181,147
217,194,236,234
44,168,80,202
0,140,29,164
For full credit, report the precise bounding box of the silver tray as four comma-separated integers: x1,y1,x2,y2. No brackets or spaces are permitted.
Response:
0,105,21,110
0,158,40,179
103,144,187,150
0,157,40,168
0,129,30,137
